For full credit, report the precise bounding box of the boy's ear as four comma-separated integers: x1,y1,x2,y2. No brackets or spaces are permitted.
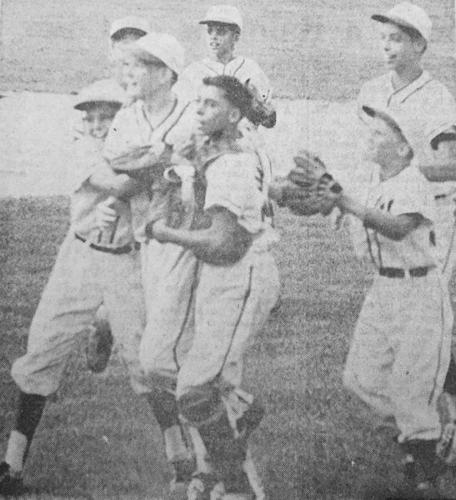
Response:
397,141,412,159
233,31,240,43
228,107,241,124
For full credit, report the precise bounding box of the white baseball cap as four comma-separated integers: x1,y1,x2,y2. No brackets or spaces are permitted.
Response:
199,5,243,31
74,79,125,110
128,32,185,75
109,16,150,39
371,2,432,42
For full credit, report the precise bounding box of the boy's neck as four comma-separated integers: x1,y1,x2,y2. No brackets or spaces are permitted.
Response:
212,51,235,65
391,63,423,91
209,124,239,144
379,157,410,181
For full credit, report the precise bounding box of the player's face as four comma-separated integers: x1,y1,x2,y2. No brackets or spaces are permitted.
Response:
123,54,168,100
378,22,423,72
110,38,142,89
205,23,239,61
83,104,118,139
196,84,237,135
364,117,405,164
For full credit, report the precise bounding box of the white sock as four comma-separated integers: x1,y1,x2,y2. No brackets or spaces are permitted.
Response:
5,430,27,473
164,425,188,462
188,426,212,473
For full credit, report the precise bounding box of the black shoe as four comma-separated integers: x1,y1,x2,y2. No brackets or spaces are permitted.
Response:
186,472,223,500
170,456,196,492
236,398,265,441
0,462,23,497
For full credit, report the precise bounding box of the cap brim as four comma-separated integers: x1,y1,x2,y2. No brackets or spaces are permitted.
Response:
362,105,376,118
74,100,122,111
198,19,240,28
371,14,424,39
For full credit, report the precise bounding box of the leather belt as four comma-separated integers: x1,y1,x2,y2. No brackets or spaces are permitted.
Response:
75,233,140,255
379,266,430,278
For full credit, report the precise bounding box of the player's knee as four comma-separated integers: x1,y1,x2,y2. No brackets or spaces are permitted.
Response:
178,383,223,427
11,358,55,397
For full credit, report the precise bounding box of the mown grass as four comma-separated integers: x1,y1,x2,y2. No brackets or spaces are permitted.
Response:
3,197,456,499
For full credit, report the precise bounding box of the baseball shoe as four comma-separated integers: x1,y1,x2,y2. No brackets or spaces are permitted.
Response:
186,472,224,500
170,456,196,493
236,398,265,442
85,318,113,373
0,461,24,497
436,392,456,466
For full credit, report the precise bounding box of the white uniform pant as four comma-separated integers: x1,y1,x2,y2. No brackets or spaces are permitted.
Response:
434,196,456,281
176,251,280,398
343,269,452,442
12,234,149,396
139,239,199,389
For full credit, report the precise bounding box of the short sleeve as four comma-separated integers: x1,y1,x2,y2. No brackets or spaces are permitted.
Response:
240,59,273,103
423,83,456,143
388,167,435,223
204,153,262,233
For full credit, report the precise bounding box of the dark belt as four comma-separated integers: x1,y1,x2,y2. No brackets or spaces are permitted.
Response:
75,234,140,255
379,266,430,278
435,194,447,200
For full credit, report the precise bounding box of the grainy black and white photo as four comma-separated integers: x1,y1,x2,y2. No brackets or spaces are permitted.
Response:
1,1,456,499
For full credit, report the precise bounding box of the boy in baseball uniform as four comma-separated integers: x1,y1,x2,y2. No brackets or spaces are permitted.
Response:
0,80,153,495
358,1,456,461
147,75,280,500
176,5,276,130
324,105,452,494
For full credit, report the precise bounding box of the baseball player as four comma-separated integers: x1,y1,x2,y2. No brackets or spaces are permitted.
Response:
99,32,203,493
176,5,276,130
357,0,456,464
146,75,280,499
74,16,150,374
312,105,452,494
0,80,155,496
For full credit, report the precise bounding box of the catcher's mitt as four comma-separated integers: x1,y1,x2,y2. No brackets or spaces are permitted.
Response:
85,318,114,374
436,392,456,465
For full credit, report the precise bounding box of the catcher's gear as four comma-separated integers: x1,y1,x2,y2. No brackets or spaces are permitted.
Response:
436,392,456,465
283,150,342,216
85,318,114,373
145,164,202,240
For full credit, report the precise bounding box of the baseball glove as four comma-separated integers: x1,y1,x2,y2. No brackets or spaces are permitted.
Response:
284,150,342,216
436,392,456,465
85,318,114,374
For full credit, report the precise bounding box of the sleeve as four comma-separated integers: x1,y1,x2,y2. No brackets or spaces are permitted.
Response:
204,154,260,233
69,139,101,192
389,168,435,223
103,105,140,161
245,59,273,103
424,83,456,144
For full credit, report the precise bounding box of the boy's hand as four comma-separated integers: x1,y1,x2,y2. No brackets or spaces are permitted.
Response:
146,218,171,243
95,196,119,230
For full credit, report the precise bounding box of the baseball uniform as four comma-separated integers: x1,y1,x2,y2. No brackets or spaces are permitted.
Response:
11,136,149,396
358,71,456,274
177,56,273,104
344,165,452,442
104,96,200,387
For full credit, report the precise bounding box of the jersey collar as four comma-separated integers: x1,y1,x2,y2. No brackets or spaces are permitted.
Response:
202,56,244,73
387,70,433,104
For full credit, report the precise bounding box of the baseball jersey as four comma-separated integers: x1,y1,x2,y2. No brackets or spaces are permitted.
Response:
176,56,272,103
358,71,456,195
70,136,133,248
204,148,275,252
351,165,437,269
103,96,196,242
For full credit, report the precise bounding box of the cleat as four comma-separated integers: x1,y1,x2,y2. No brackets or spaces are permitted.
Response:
0,461,24,497
186,472,223,500
170,457,196,492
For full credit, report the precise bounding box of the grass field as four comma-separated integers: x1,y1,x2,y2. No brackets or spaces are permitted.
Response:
2,198,456,500
2,0,456,499
0,0,455,99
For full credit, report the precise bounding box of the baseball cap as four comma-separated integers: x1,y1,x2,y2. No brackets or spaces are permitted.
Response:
128,32,185,75
74,79,125,111
362,105,415,152
199,5,243,31
109,16,150,40
371,2,432,42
